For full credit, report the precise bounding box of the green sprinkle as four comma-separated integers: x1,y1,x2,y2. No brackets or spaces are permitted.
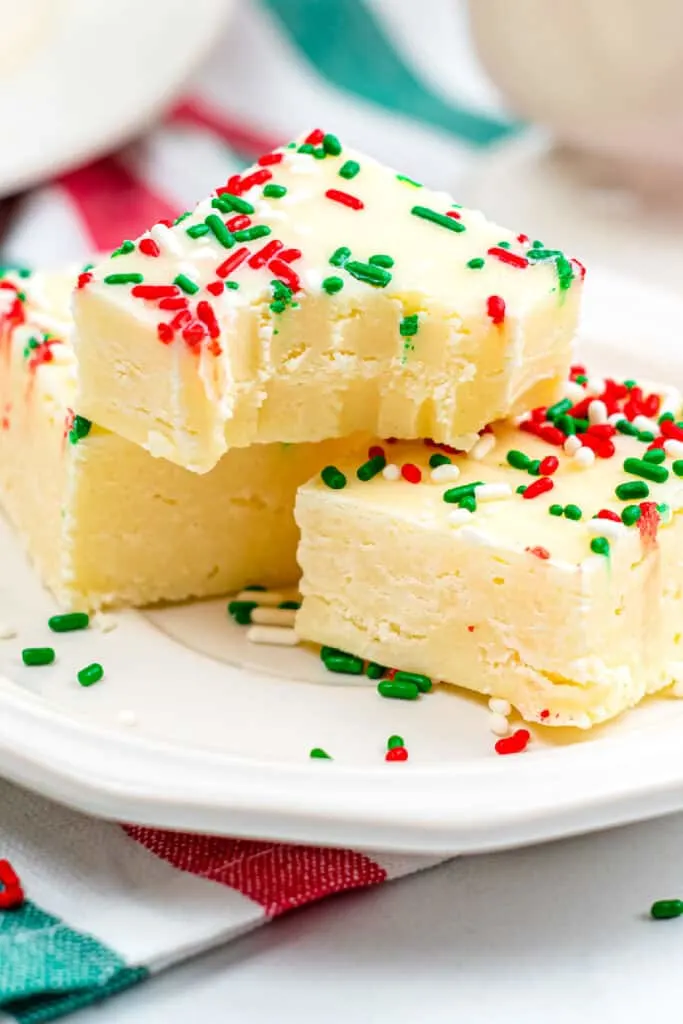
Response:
297,143,315,155
466,257,485,269
228,600,258,625
322,276,344,295
644,448,667,464
323,651,364,675
527,459,541,476
263,183,287,198
103,273,143,285
339,160,360,180
111,240,135,258
616,480,650,501
322,132,342,155
220,194,255,214
174,273,199,295
623,457,669,484
399,314,419,337
659,412,675,424
658,502,671,520
638,431,655,443
321,465,346,490
22,647,55,666
329,246,351,267
532,239,545,248
204,213,235,248
279,600,301,610
369,254,394,269
556,254,574,291
573,417,589,433
174,211,191,224
411,205,465,233
69,415,91,444
496,240,511,249
556,414,576,436
673,460,683,477
429,453,451,468
549,504,564,517
459,494,477,513
357,455,386,481
387,734,405,750
226,281,239,290
651,899,683,920
506,449,531,470
78,662,104,687
546,398,572,421
378,680,419,701
0,263,31,278
443,482,483,504
393,670,432,693
621,505,641,526
396,174,422,187
575,374,588,385
564,504,582,521
516,484,527,495
186,223,210,238
344,260,391,287
623,379,638,389
616,419,639,436
527,248,563,261
244,585,266,591
366,662,386,680
590,537,610,556
48,612,89,633
310,747,332,760
234,225,272,242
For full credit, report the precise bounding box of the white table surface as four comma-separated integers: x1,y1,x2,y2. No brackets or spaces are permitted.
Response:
73,812,683,1024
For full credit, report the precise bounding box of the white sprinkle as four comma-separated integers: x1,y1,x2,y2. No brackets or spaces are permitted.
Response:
564,381,585,402
586,518,625,540
665,439,683,459
489,712,510,737
574,446,595,468
588,399,607,425
382,463,400,481
586,376,605,396
489,697,511,715
246,625,300,646
608,412,624,427
430,463,460,483
564,435,582,455
475,482,512,502
118,710,137,727
633,415,658,434
447,508,473,527
93,612,117,633
150,223,183,257
468,433,496,461
235,590,285,607
250,607,297,627
0,623,16,640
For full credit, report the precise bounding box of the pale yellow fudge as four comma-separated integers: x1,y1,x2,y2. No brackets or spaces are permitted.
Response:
0,269,346,610
73,129,583,473
295,375,683,727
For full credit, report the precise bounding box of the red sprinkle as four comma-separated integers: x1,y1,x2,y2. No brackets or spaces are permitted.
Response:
131,285,180,300
596,509,621,522
248,239,283,269
196,300,220,339
570,257,587,280
537,424,565,447
208,338,222,357
523,477,554,500
305,128,325,145
216,247,249,279
495,729,531,756
0,859,24,910
487,246,529,269
258,152,283,166
157,218,173,228
170,309,192,331
446,210,461,220
648,437,667,451
182,320,207,347
578,434,615,459
226,214,252,232
368,445,385,459
157,323,174,344
76,272,92,290
526,545,550,560
158,297,188,311
207,281,224,296
538,455,559,476
539,709,550,720
325,189,364,211
401,463,422,484
234,168,272,194
660,419,683,442
642,393,661,417
385,746,409,762
269,259,301,292
517,233,529,244
467,625,475,632
638,501,660,550
139,237,160,257
486,295,506,325
587,424,616,440
278,248,302,263
530,406,548,422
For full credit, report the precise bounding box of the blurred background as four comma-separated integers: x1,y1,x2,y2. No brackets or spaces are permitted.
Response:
1,0,681,288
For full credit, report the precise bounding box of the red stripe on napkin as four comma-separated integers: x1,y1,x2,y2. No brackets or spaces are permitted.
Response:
123,826,387,917
58,157,177,251
169,98,280,157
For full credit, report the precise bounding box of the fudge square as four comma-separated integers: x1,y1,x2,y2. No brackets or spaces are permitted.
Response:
0,269,347,610
295,375,683,728
73,129,582,473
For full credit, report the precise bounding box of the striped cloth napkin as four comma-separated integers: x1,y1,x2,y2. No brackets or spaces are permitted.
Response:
0,2,517,1020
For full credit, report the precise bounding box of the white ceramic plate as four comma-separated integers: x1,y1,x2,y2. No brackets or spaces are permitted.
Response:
1,267,683,855
0,0,233,197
